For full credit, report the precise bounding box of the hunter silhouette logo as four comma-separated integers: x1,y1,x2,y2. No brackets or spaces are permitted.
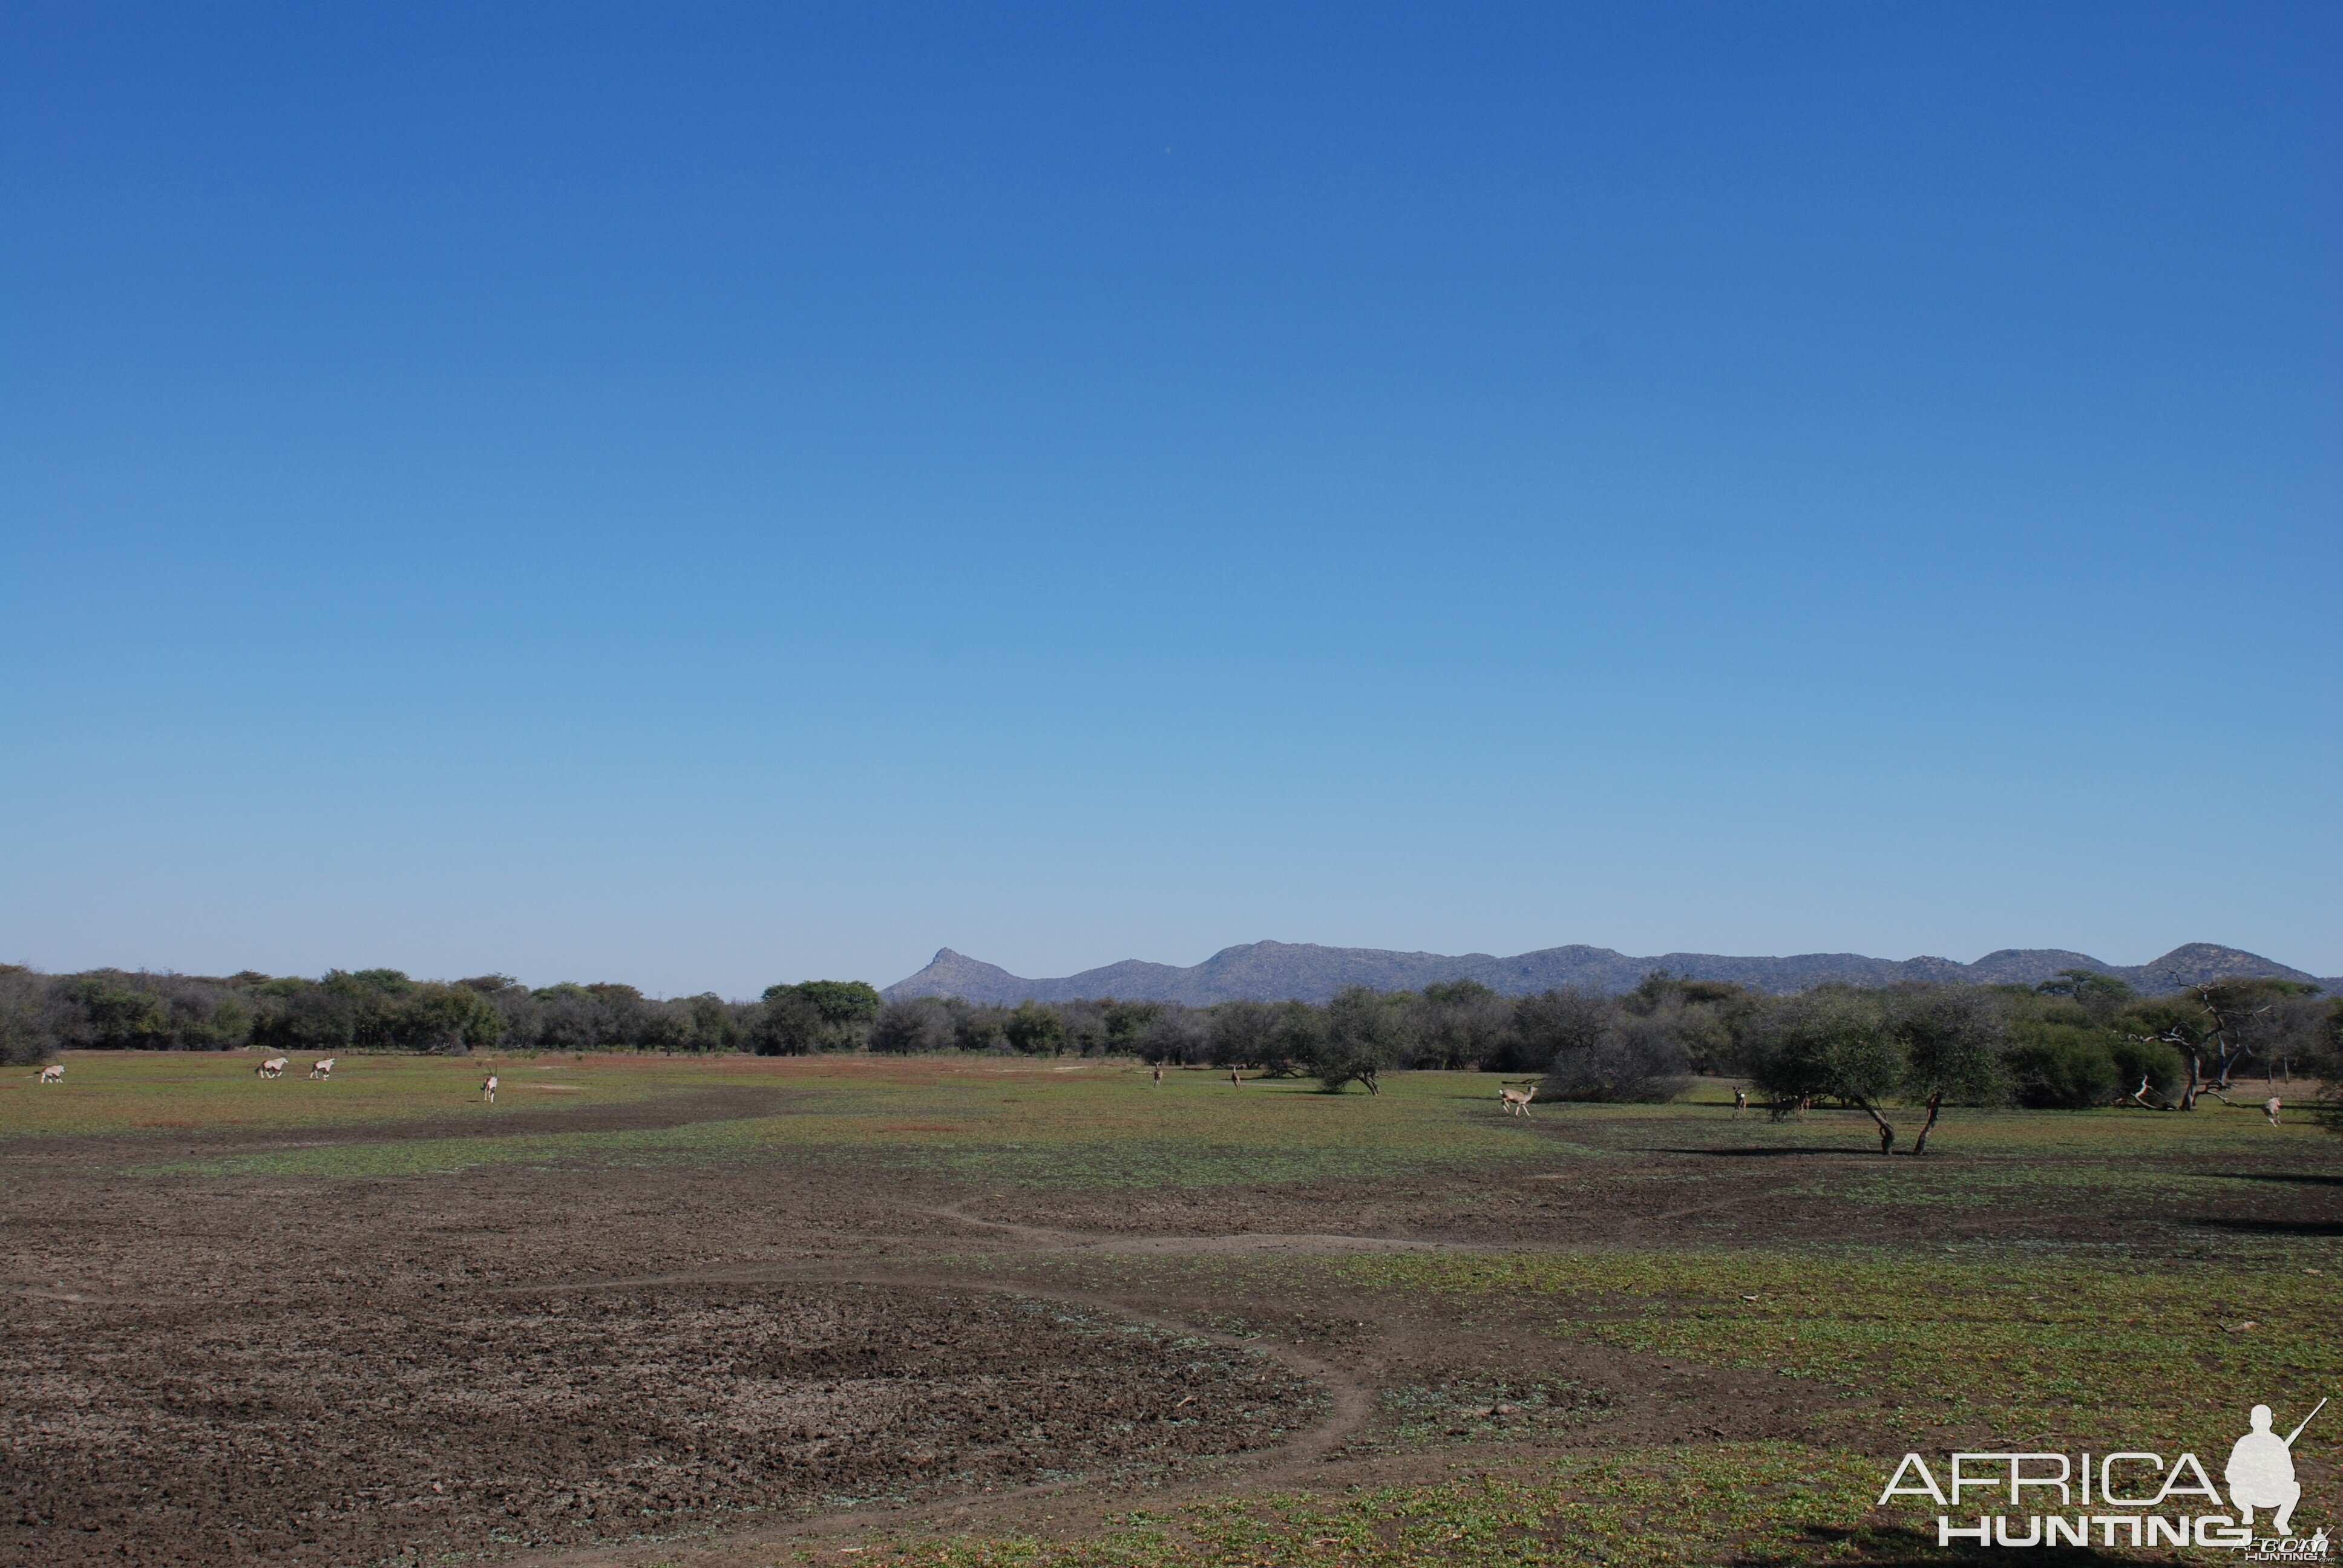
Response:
1877,1397,2330,1553
2230,1400,2324,1536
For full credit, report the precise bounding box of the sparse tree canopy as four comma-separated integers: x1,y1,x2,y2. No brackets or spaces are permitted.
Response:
1744,988,1902,1152
1314,986,1403,1094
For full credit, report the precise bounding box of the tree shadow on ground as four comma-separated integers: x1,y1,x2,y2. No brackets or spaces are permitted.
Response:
1650,1146,1876,1158
2213,1171,2343,1186
2190,1216,2343,1236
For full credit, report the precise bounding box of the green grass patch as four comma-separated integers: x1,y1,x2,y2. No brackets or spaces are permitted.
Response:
1346,1248,2342,1452
807,1444,1894,1567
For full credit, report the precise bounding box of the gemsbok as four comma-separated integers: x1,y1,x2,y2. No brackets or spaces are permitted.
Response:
257,1056,290,1079
309,1057,336,1080
481,1073,499,1104
38,1063,63,1084
1498,1083,1536,1117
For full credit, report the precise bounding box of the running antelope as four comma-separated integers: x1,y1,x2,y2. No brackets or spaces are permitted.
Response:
1498,1083,1536,1117
481,1073,499,1104
38,1063,63,1083
309,1057,336,1080
257,1056,289,1079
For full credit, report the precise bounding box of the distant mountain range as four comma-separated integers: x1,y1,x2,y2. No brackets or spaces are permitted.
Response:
885,940,2338,1006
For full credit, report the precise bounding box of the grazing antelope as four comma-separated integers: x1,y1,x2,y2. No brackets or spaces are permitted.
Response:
1498,1083,1536,1118
309,1057,336,1080
1733,1088,1748,1116
257,1056,290,1079
480,1073,498,1104
2266,1095,2282,1126
38,1063,63,1084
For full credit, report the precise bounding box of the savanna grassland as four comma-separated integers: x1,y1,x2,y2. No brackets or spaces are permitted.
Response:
5,1053,2338,1568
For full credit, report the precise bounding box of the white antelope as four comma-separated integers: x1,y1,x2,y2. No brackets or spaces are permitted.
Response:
309,1057,336,1080
38,1063,63,1084
257,1056,289,1079
481,1073,499,1104
1498,1083,1536,1117
2266,1095,2282,1126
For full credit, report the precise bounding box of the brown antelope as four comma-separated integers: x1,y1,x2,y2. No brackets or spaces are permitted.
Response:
1498,1083,1536,1117
481,1073,499,1104
257,1056,289,1079
1733,1088,1748,1116
1229,1067,1242,1087
38,1063,63,1084
309,1057,336,1080
1152,1063,1162,1086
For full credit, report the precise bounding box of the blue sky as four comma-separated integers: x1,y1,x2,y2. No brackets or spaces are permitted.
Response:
4,2,2338,995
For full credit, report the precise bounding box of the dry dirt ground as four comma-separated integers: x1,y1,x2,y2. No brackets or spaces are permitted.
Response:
5,1070,2341,1568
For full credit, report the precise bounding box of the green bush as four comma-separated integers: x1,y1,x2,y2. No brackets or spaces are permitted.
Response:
2006,1026,2119,1109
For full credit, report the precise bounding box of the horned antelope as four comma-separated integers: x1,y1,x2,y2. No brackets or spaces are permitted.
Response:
481,1073,498,1104
1230,1068,1242,1087
309,1057,336,1080
1732,1088,1748,1116
1152,1063,1162,1087
257,1056,289,1079
38,1063,63,1084
2266,1095,2282,1126
1498,1083,1536,1117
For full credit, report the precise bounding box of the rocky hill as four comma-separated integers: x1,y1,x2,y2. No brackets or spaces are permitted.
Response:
883,939,2335,1005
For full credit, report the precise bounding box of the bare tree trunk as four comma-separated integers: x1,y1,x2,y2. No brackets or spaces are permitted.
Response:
1853,1099,1896,1155
2180,1050,2201,1111
1911,1091,1944,1156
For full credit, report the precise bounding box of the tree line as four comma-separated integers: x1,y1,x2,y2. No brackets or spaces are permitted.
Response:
876,968,2338,1124
7,962,2335,1141
0,965,882,1063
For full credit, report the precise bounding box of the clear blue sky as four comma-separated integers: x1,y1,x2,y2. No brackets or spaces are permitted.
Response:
4,2,2337,996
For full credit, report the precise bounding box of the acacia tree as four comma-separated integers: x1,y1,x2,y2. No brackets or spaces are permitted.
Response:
1315,986,1403,1094
2034,968,2135,1024
1746,989,1903,1154
1892,988,2008,1155
1262,999,1323,1077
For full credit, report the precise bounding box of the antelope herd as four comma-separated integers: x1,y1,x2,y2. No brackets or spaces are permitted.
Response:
17,1060,2315,1135
26,1056,519,1099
